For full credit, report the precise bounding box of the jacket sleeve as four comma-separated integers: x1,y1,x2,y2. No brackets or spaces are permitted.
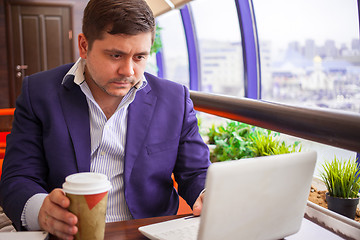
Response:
173,86,211,207
0,76,49,230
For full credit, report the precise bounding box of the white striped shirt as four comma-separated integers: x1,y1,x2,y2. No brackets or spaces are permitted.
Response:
69,58,147,222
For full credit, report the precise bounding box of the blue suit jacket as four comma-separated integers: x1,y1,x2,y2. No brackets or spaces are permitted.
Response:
0,64,210,230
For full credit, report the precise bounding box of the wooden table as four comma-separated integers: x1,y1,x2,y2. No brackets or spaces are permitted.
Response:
48,215,188,240
104,214,189,240
103,215,346,240
49,214,345,240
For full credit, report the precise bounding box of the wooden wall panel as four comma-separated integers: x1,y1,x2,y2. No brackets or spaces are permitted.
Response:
0,116,13,132
22,15,42,74
0,0,10,108
46,16,63,69
0,0,88,109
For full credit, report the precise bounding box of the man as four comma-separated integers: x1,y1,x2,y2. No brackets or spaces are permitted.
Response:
0,0,210,239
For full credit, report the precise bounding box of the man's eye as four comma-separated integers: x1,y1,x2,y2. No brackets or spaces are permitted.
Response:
135,55,146,60
111,54,121,59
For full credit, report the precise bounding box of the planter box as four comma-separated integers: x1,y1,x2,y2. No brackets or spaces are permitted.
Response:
305,200,360,239
307,176,360,239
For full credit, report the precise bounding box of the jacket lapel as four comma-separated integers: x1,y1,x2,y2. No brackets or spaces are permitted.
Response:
59,76,91,172
124,83,157,184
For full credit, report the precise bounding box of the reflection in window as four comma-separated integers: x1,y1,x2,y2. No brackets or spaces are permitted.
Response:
190,0,244,97
253,0,360,113
156,10,189,87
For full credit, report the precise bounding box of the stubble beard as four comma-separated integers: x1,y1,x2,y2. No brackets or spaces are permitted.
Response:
96,76,136,97
85,67,137,97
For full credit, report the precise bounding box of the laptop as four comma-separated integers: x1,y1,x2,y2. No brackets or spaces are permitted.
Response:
138,151,317,240
0,232,49,240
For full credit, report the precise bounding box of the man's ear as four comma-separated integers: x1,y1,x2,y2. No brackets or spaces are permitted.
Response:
78,33,88,59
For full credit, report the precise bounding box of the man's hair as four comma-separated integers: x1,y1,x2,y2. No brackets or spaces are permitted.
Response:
82,0,155,50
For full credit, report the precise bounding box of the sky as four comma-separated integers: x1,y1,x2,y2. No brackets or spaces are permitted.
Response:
157,0,360,54
252,0,359,49
190,0,359,48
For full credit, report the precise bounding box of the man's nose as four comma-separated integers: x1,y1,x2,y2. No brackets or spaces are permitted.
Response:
118,58,135,77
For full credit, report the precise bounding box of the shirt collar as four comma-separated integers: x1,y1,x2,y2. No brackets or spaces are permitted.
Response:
62,57,147,90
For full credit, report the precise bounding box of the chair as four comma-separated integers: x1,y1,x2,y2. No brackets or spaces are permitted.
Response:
0,132,9,158
0,109,16,231
0,108,15,177
172,174,193,215
0,132,11,177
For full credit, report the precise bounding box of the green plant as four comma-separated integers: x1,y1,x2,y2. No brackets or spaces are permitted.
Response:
205,121,302,162
150,26,162,55
207,121,256,162
206,124,219,145
248,130,301,157
320,156,360,199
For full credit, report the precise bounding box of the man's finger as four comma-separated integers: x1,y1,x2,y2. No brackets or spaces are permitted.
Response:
39,189,78,239
192,192,205,216
48,189,70,208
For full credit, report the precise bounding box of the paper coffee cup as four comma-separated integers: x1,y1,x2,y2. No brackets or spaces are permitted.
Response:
63,172,111,240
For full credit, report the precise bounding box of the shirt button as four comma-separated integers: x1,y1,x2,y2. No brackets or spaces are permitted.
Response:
101,151,106,156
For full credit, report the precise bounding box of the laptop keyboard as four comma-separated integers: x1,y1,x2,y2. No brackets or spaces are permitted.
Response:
138,216,201,240
153,223,199,240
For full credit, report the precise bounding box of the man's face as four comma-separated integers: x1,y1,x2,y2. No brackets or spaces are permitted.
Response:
78,31,152,99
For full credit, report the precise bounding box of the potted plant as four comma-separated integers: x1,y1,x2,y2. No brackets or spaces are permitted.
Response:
320,156,360,219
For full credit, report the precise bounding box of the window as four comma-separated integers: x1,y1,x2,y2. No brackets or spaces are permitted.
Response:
253,0,359,174
190,0,244,97
145,54,158,76
253,0,360,113
156,10,190,86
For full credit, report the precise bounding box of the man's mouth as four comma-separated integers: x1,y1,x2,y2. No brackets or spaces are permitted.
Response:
111,78,135,85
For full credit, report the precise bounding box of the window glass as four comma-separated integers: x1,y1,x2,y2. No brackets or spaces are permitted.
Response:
145,54,158,76
190,0,244,97
252,0,359,171
253,0,360,114
156,10,189,86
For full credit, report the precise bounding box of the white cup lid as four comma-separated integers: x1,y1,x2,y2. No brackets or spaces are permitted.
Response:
62,172,111,195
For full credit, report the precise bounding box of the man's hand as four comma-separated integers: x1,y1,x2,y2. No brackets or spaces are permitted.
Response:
192,192,205,216
38,188,78,240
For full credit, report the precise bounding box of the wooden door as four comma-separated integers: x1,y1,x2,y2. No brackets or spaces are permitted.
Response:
6,2,74,105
